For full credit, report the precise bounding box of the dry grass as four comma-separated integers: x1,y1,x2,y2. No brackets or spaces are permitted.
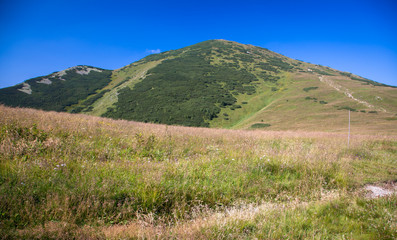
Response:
1,105,396,239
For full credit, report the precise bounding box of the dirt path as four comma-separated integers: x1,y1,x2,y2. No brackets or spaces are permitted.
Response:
318,75,387,112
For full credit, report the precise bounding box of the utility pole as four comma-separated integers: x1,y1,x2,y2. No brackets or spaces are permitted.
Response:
348,110,350,148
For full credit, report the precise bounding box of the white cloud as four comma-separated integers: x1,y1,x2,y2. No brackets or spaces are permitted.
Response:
146,49,161,54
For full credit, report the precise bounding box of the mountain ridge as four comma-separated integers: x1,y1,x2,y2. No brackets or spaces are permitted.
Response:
1,40,396,132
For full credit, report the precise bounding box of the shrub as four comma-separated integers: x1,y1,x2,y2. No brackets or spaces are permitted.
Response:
250,123,271,128
337,106,357,112
303,87,318,92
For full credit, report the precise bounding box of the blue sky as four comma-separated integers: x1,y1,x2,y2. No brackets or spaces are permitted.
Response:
0,0,396,88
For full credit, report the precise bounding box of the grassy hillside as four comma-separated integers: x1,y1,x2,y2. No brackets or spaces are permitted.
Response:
231,72,397,134
102,40,287,126
1,40,396,132
0,65,112,112
1,105,396,239
78,60,164,116
96,40,397,131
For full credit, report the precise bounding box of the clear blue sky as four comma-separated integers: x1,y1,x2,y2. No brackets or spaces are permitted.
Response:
1,0,396,88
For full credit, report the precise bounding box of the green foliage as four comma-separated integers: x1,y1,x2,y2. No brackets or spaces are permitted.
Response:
338,106,357,112
305,96,317,101
259,73,280,82
369,111,378,114
1,108,397,238
305,97,328,105
341,71,396,88
250,123,271,128
340,72,352,77
103,43,259,127
0,66,112,112
311,68,334,75
0,123,48,143
266,57,293,71
352,77,397,88
303,86,318,92
71,89,111,113
204,196,397,239
256,62,278,72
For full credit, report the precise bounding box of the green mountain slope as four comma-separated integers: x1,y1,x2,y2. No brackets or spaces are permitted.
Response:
1,40,396,132
100,40,309,126
0,65,112,112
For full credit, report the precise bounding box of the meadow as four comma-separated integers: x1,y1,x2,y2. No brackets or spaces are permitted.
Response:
0,105,396,239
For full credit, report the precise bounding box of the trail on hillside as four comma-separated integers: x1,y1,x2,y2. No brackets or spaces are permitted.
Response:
318,75,386,112
231,100,277,129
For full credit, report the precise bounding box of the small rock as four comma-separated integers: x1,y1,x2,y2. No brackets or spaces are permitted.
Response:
364,185,394,198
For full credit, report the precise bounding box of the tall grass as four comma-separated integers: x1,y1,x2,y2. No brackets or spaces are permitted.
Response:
0,105,396,239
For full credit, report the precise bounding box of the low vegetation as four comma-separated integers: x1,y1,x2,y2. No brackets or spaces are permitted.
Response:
337,106,357,112
0,66,112,112
1,40,396,132
303,86,318,92
102,40,291,127
1,105,396,239
250,123,271,128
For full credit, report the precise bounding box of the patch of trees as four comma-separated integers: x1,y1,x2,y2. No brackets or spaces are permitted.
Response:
0,69,112,112
71,89,111,113
305,96,327,105
251,123,271,128
311,69,334,76
266,57,293,71
259,73,280,83
337,106,357,112
303,87,318,92
256,62,278,72
103,49,259,127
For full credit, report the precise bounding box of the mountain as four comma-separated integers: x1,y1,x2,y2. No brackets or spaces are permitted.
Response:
1,40,397,132
0,65,112,112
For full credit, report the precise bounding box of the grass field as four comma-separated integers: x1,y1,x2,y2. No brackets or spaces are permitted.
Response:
0,105,396,239
230,72,397,135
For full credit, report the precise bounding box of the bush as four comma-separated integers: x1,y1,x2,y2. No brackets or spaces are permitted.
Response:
0,67,112,112
303,87,318,92
337,106,357,112
305,97,317,101
103,47,259,127
250,123,271,129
